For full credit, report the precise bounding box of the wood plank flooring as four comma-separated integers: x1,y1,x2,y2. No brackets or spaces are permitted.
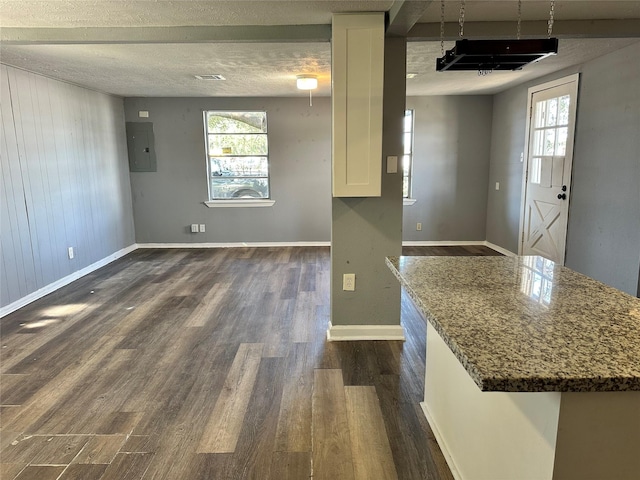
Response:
1,245,498,479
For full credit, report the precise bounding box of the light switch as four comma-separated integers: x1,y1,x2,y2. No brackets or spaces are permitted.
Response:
386,156,398,174
495,182,500,191
139,111,149,118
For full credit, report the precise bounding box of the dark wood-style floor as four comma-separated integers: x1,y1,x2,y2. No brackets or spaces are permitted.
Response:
1,245,499,480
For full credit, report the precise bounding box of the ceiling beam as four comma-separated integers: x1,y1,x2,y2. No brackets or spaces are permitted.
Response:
408,19,640,41
4,19,637,46
387,0,432,37
0,24,332,45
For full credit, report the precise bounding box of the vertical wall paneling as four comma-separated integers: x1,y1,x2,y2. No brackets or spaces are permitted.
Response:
8,67,47,288
1,66,37,302
0,64,135,311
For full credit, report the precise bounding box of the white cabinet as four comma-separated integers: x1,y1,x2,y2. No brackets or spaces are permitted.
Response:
332,13,385,197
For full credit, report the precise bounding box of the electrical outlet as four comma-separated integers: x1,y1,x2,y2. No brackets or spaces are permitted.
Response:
199,224,206,233
416,223,422,231
68,247,74,259
191,224,199,233
343,273,355,291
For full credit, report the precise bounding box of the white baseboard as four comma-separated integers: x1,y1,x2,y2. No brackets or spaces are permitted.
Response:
483,241,517,257
326,321,405,341
137,241,331,249
420,401,463,480
402,240,517,257
2,240,516,319
0,244,137,318
402,240,485,247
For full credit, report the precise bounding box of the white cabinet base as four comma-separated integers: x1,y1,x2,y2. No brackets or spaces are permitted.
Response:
423,322,640,480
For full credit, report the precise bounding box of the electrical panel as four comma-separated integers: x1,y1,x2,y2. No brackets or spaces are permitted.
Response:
126,122,157,172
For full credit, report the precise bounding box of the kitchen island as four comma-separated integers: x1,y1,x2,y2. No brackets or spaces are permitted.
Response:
387,255,640,480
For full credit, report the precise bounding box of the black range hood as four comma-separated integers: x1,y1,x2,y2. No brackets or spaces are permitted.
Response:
436,38,559,72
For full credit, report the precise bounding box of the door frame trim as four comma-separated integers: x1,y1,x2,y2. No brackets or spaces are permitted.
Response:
518,73,580,260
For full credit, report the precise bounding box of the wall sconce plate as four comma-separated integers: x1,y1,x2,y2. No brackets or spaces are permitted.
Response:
436,39,559,72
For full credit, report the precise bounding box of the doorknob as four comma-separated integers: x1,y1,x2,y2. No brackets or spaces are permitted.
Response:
557,193,567,200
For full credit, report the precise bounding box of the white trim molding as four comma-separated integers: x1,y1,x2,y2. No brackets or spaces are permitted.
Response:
326,321,406,341
137,241,331,249
401,240,517,257
483,241,517,257
0,244,137,318
402,240,485,247
420,401,463,480
204,199,275,208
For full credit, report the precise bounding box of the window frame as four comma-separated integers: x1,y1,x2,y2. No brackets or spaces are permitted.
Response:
403,109,415,202
203,110,274,207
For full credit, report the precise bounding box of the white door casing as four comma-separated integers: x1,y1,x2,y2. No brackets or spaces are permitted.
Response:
519,74,579,264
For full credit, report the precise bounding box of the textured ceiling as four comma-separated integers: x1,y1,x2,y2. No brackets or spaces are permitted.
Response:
0,43,333,97
0,1,394,27
419,0,640,22
1,0,639,97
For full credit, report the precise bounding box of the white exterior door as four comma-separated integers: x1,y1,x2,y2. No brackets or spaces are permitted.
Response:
521,75,579,264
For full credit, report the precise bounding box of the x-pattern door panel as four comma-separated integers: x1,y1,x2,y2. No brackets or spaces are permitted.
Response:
525,198,562,261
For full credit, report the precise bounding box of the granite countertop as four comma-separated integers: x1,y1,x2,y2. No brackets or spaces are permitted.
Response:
386,255,640,392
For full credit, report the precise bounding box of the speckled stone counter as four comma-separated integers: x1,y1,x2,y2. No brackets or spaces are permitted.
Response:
387,254,640,479
386,255,640,392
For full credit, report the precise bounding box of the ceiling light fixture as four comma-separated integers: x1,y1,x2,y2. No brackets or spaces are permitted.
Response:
436,0,559,74
296,75,318,106
296,75,318,90
436,38,559,72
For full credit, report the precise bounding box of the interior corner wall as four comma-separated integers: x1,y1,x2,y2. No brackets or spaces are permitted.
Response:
484,85,529,254
123,97,331,244
1,64,135,310
404,96,493,242
485,42,640,295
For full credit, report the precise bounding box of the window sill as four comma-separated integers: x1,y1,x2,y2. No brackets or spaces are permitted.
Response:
404,198,417,206
204,199,276,208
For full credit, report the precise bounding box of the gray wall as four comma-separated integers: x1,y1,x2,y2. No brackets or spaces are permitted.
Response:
404,96,493,242
485,85,529,252
486,42,640,295
331,37,405,327
564,43,640,295
1,64,135,309
123,97,331,243
124,94,493,246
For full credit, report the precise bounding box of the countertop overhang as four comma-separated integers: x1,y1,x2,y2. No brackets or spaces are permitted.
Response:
387,255,640,392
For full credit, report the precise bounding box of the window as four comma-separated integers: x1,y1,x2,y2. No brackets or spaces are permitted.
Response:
530,95,570,186
402,109,414,198
204,111,270,200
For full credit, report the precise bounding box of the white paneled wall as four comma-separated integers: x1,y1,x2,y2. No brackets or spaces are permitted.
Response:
0,65,135,311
